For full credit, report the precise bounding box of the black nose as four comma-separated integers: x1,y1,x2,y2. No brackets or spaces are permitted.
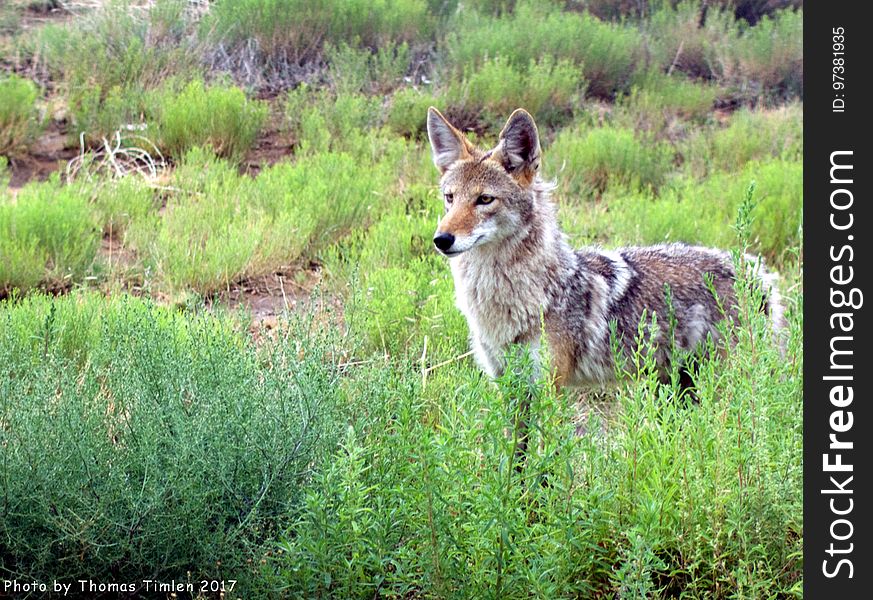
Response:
433,232,455,252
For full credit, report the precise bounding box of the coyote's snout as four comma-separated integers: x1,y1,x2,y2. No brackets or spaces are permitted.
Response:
426,107,784,390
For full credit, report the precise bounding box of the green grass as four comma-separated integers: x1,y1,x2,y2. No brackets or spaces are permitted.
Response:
31,0,201,142
125,149,266,295
0,292,347,595
285,87,385,155
681,104,802,177
272,269,802,597
204,0,433,66
84,175,158,237
715,7,803,100
645,0,739,80
149,78,269,162
0,73,42,158
560,159,802,261
614,69,718,136
0,178,100,295
324,186,468,359
446,0,644,99
386,86,440,139
325,41,412,95
550,124,674,199
443,55,584,131
125,144,399,295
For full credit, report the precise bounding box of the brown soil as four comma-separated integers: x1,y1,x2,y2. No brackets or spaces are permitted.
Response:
8,120,76,188
243,125,295,176
98,231,139,274
210,266,341,339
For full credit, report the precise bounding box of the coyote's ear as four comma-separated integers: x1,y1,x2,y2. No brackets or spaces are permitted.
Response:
495,109,541,184
427,107,473,173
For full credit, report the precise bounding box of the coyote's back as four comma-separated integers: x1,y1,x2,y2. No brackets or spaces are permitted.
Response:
426,107,784,388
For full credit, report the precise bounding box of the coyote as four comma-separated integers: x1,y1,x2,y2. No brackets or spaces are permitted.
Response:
426,107,784,391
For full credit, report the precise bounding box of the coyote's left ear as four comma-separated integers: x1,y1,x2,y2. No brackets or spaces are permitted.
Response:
494,109,541,184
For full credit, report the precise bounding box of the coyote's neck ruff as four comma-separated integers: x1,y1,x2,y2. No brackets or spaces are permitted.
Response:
427,107,783,388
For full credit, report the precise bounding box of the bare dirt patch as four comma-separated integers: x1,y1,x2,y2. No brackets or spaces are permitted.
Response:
8,120,76,188
209,265,347,341
243,126,294,176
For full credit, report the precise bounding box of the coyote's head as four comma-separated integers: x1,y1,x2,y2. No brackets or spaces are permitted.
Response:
427,107,543,257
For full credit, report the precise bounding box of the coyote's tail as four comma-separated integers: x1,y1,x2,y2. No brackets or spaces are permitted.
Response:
744,253,788,354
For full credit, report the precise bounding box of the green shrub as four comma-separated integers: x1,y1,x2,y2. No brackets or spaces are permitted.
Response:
444,55,584,131
64,84,153,145
127,146,397,294
645,0,739,79
204,0,432,66
325,187,467,358
446,0,644,99
715,8,803,99
32,0,201,142
82,175,158,237
550,124,674,199
591,160,802,260
615,69,718,135
0,292,346,596
253,151,396,264
273,267,802,596
285,87,384,155
0,2,22,35
126,148,265,294
386,87,440,138
681,103,802,177
150,79,268,162
325,41,412,95
0,74,42,158
0,179,100,295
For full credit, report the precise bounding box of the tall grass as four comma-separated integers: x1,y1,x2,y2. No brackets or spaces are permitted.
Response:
614,69,718,136
550,124,674,199
0,74,42,158
446,0,644,99
127,146,398,295
284,86,384,155
323,186,468,359
715,7,803,100
272,261,802,596
443,55,584,131
31,0,202,141
0,178,100,295
126,149,265,294
204,0,432,66
149,78,268,162
644,0,739,80
566,160,802,261
0,292,347,596
386,86,440,139
681,104,802,177
325,41,412,95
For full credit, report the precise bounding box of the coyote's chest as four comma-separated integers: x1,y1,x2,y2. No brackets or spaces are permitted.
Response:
450,253,551,371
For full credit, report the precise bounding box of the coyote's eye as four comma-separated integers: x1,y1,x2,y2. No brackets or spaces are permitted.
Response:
444,193,454,204
476,194,495,206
